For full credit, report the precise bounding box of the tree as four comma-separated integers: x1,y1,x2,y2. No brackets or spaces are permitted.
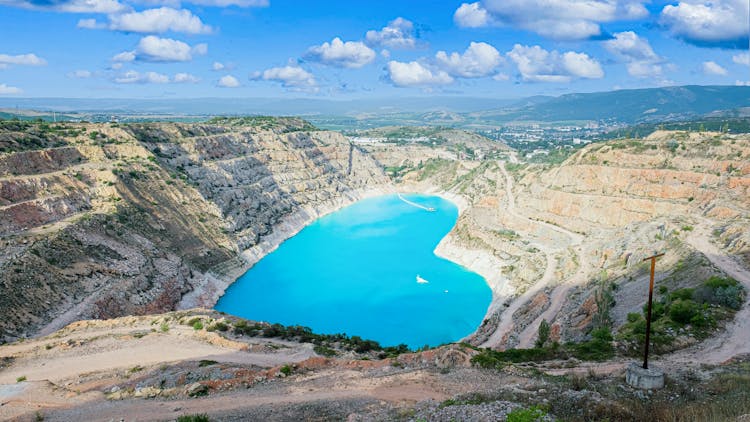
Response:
535,319,550,348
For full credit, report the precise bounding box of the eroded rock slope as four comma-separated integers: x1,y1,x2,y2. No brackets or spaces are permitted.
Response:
0,118,387,341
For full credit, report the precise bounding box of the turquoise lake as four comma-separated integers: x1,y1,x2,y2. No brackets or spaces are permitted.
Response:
215,194,492,348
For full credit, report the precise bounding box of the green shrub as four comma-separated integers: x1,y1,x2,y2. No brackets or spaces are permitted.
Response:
572,336,614,361
643,301,666,319
176,414,210,422
507,405,548,422
669,288,695,301
695,277,745,309
279,365,293,376
690,312,710,327
313,345,337,357
207,321,228,332
669,299,699,324
591,327,613,342
627,312,643,323
535,319,550,348
192,320,204,330
16,376,26,382
714,285,744,310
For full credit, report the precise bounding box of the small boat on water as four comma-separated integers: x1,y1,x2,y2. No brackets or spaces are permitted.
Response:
416,275,429,284
397,193,437,212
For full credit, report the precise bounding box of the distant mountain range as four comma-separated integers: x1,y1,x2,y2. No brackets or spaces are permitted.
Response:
0,85,747,126
473,85,750,124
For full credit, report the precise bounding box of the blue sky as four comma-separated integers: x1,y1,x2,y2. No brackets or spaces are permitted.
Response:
0,0,748,99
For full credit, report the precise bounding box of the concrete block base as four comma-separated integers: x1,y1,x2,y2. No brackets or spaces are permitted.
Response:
626,362,665,389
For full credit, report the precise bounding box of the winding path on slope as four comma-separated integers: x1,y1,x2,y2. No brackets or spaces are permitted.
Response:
480,162,585,349
665,222,750,364
515,250,587,348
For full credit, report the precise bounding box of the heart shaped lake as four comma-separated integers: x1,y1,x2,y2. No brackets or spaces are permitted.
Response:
215,194,492,348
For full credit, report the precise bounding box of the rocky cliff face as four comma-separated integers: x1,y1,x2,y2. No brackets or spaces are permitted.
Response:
0,118,387,342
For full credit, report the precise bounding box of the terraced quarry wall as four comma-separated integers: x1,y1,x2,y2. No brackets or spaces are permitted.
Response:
515,132,750,234
0,119,388,342
366,131,750,348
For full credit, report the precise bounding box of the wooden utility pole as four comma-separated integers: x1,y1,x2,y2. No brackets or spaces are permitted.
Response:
642,253,664,369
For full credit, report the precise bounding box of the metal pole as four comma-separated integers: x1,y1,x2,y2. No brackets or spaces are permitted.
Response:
642,253,664,370
643,257,655,369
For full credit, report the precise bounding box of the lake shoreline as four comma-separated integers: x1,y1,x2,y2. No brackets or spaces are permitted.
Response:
180,187,508,347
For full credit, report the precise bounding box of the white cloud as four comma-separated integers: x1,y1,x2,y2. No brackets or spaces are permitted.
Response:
702,61,728,75
173,72,199,83
191,43,208,55
507,44,604,82
0,0,127,14
435,42,503,78
212,61,225,71
460,0,648,40
735,80,750,86
253,65,318,91
733,53,750,66
0,83,22,95
603,31,667,78
81,7,212,34
563,51,606,79
625,62,666,78
112,51,136,62
114,36,207,63
67,70,92,78
660,0,749,48
305,38,376,68
217,74,240,87
365,17,417,49
0,53,46,68
76,18,104,29
454,2,492,28
386,60,454,87
112,70,197,84
603,31,660,62
114,70,170,84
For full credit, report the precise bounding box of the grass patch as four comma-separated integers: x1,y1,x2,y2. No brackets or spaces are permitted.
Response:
472,328,614,369
206,321,228,332
176,414,211,422
507,405,549,422
232,320,411,359
439,393,491,408
16,376,26,382
313,344,337,357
